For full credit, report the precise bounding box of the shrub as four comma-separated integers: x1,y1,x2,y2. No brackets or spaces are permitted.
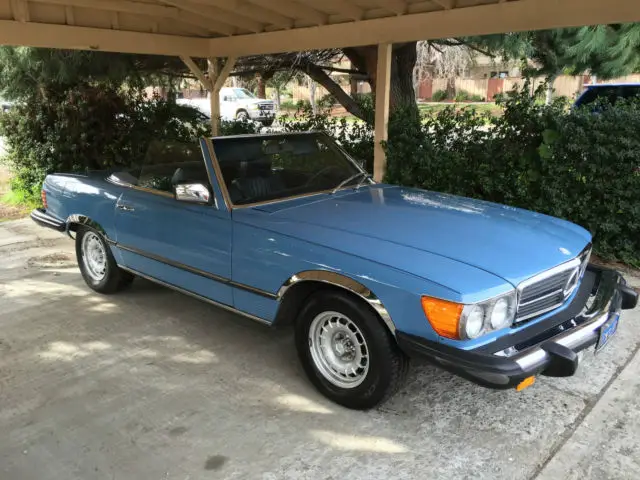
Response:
385,84,640,266
0,85,208,202
431,89,448,102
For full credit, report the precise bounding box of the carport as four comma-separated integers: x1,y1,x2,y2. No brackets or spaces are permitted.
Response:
1,0,638,180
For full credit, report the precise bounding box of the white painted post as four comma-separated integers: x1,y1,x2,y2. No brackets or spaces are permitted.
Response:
207,58,221,136
373,43,392,182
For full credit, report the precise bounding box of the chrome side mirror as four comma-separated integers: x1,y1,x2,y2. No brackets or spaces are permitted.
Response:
174,183,211,204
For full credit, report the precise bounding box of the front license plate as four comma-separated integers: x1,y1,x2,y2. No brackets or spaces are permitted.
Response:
596,314,619,352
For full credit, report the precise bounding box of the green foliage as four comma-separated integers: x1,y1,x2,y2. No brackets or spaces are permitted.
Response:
467,24,640,80
385,84,639,266
0,46,186,101
431,89,448,102
0,85,208,203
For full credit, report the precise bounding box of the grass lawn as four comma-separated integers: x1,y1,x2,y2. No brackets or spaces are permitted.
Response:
0,164,33,222
418,102,503,117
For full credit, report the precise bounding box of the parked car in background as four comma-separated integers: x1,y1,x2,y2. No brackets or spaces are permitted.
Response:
574,83,640,108
30,132,637,409
177,87,276,126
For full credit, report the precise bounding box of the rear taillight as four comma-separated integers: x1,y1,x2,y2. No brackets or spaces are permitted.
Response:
41,189,48,209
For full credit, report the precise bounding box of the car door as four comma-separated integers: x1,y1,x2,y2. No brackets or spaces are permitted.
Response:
219,91,236,121
112,139,233,306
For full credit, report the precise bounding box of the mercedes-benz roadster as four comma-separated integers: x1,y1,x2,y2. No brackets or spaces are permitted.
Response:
31,132,637,409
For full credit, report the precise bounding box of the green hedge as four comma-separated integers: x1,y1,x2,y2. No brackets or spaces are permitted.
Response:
0,85,209,201
385,88,640,266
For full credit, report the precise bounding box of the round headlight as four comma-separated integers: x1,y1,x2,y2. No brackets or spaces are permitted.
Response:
464,305,485,339
490,298,512,330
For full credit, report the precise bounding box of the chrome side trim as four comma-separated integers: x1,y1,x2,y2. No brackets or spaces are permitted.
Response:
114,242,278,300
511,311,610,371
118,266,272,326
277,270,396,334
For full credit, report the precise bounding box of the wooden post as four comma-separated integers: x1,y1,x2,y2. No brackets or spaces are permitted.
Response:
207,58,221,136
373,43,392,182
206,56,237,136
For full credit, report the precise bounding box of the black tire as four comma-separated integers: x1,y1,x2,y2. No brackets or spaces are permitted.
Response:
75,226,134,294
235,109,249,121
295,290,409,410
260,118,275,127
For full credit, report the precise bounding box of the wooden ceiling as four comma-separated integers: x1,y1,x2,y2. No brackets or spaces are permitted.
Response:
0,0,638,57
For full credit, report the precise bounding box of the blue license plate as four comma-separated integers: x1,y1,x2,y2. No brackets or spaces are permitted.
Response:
596,314,619,352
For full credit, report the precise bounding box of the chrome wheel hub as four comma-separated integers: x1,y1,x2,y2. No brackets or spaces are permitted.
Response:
309,311,369,389
81,232,107,282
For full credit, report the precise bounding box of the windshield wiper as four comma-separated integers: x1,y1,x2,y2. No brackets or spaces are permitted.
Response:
354,173,372,190
332,171,368,194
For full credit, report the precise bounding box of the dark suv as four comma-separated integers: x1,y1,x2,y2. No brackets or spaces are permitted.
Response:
574,83,640,107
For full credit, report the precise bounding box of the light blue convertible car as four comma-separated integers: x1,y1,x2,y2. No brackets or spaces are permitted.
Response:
32,132,637,409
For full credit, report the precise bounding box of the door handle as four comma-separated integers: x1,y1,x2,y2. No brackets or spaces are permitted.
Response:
116,204,135,212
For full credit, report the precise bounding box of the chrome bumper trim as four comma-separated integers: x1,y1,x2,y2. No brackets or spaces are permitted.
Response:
512,311,610,371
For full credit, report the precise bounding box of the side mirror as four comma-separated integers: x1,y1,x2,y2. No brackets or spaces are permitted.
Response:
174,183,211,204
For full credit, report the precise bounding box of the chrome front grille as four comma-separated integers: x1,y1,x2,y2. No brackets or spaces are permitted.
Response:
515,246,591,322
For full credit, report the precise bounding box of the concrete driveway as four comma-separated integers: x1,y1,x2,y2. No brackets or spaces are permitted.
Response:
1,218,639,480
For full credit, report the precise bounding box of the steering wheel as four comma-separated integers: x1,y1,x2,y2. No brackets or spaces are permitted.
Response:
304,165,344,187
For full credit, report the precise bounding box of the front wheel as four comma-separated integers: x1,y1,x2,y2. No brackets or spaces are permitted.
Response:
260,118,275,127
235,109,249,121
76,227,134,294
295,291,409,410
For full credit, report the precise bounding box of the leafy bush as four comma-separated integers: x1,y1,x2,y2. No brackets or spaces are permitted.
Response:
431,89,448,102
0,85,208,202
385,85,640,266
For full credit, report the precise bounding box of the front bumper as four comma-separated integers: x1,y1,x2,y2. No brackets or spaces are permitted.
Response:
397,265,638,389
30,208,66,232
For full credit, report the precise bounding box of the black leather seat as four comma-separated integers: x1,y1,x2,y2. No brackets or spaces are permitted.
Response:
232,160,284,202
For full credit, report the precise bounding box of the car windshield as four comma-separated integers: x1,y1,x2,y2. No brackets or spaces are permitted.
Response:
233,88,256,100
212,133,364,206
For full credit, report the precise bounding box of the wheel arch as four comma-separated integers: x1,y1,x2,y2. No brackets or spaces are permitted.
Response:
65,214,108,239
273,270,396,336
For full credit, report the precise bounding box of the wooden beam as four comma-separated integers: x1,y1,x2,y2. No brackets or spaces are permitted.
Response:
159,0,264,32
323,0,364,21
213,56,237,91
180,56,212,90
432,0,454,9
64,6,75,25
193,0,294,29
0,19,210,56
247,0,327,26
10,0,30,22
111,12,120,29
33,0,234,35
208,0,640,56
371,0,407,15
373,43,391,182
208,58,221,136
33,0,177,17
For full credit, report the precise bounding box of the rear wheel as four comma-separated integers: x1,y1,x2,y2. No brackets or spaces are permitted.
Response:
76,227,134,294
295,290,409,410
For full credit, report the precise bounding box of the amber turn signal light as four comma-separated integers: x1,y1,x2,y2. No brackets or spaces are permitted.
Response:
421,296,463,339
516,376,536,392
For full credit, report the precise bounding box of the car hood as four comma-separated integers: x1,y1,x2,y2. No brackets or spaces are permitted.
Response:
254,185,591,286
242,98,274,105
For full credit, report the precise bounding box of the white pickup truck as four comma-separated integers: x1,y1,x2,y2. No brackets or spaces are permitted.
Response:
177,87,277,126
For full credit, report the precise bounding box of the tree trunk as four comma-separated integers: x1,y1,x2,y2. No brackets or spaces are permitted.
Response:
345,43,418,113
308,77,317,115
274,85,281,110
545,74,558,105
256,73,266,99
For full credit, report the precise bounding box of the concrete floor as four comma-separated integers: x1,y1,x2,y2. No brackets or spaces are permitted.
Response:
1,218,639,480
